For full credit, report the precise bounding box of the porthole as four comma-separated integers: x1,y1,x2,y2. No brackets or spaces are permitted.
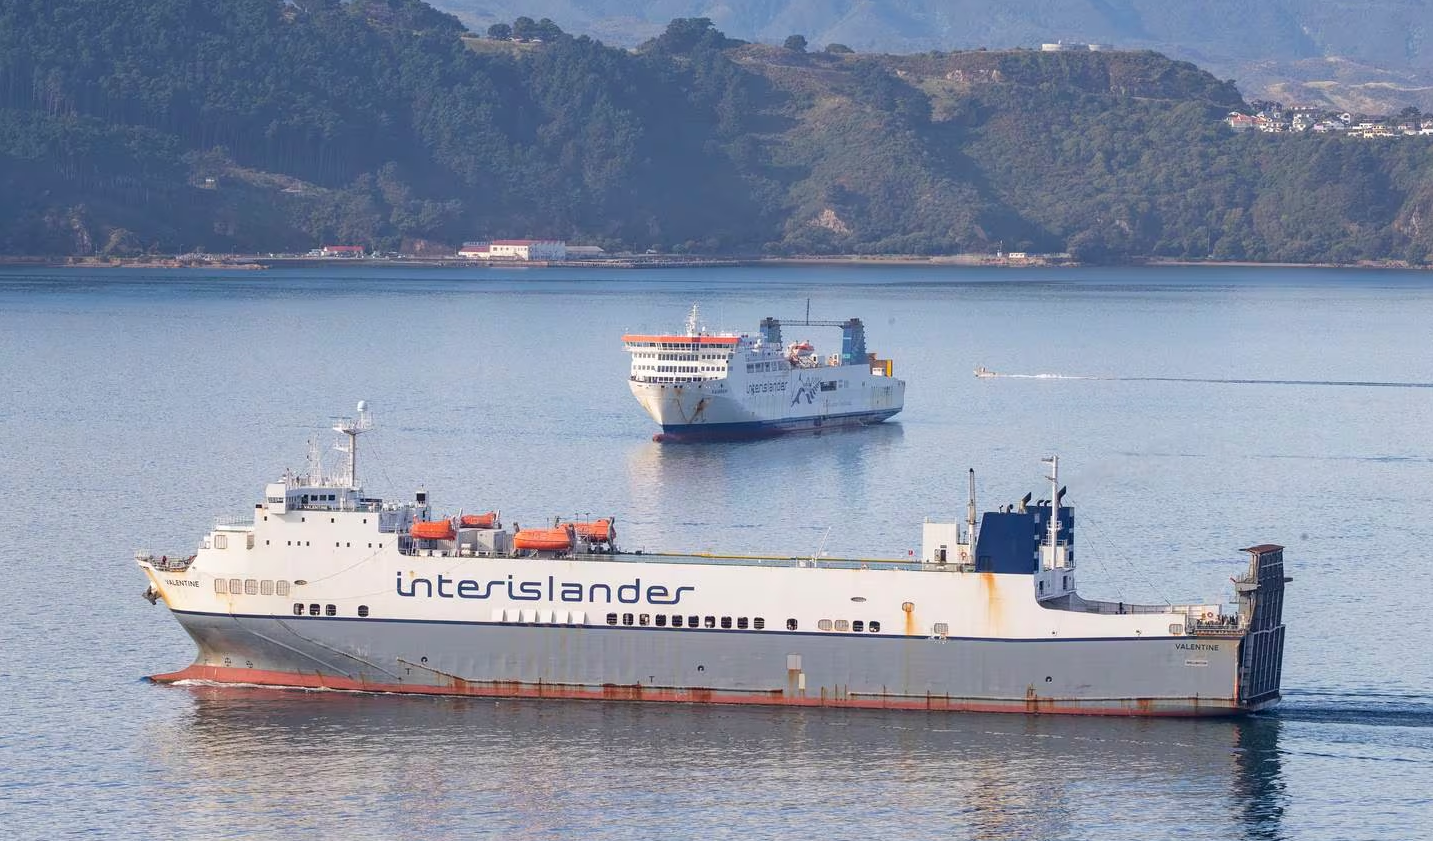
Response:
655,615,667,627
292,603,303,616
623,613,634,626
357,605,370,618
736,617,749,630
869,621,881,633
704,616,716,629
672,615,684,627
753,617,765,630
639,613,650,626
720,617,732,629
308,603,320,616
325,604,336,617
852,620,864,632
786,618,798,630
607,613,618,626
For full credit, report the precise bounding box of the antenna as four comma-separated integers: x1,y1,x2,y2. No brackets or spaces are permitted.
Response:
332,400,374,489
966,468,978,546
685,303,700,337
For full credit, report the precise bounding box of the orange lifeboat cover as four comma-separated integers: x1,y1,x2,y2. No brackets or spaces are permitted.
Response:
411,520,456,540
460,512,498,529
513,526,574,551
573,519,614,542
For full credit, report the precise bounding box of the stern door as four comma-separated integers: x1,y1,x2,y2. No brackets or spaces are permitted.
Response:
1236,545,1289,708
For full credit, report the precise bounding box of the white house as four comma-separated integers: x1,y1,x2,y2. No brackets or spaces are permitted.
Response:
459,239,567,261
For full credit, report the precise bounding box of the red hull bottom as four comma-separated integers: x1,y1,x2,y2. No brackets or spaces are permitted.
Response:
150,664,1243,717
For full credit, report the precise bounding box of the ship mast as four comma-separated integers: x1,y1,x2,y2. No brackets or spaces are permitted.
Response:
332,400,373,489
966,468,978,547
1043,454,1060,569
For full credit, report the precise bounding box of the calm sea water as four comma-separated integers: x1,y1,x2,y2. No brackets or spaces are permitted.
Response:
1,265,1430,840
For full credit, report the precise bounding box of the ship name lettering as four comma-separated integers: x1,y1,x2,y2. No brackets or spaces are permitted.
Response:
164,578,199,588
397,572,693,605
1174,643,1220,651
747,381,787,395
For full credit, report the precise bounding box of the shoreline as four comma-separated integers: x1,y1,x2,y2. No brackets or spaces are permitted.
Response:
0,254,1426,272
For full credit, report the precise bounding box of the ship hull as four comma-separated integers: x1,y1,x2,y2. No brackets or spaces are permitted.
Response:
655,408,901,442
155,610,1255,717
631,373,905,443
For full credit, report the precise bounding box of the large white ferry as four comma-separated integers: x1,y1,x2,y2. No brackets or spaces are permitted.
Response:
623,306,905,442
138,404,1289,716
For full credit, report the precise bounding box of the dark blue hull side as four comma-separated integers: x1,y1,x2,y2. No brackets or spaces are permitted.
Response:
654,409,900,443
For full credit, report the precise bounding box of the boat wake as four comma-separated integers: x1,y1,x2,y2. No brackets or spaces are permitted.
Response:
974,367,1433,389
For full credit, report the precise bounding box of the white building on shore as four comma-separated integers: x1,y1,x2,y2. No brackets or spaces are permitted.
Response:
458,239,567,261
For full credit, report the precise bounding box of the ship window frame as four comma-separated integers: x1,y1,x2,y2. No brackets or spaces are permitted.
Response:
655,614,667,627
834,619,850,632
786,618,798,631
704,616,716,629
639,613,650,626
671,615,684,627
244,579,258,595
720,617,732,629
276,581,290,597
357,605,369,618
753,617,765,630
325,604,336,617
818,619,833,631
606,613,618,626
689,615,700,628
852,620,864,632
309,603,321,616
869,621,881,633
622,613,634,626
260,580,273,596
214,579,227,594
933,622,949,637
229,578,242,595
292,603,304,616
736,617,748,630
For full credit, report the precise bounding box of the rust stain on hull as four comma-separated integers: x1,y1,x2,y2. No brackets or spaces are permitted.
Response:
149,665,1247,717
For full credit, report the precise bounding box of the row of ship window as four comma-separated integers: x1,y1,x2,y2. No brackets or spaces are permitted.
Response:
292,603,371,618
604,613,883,633
264,540,385,548
217,578,291,596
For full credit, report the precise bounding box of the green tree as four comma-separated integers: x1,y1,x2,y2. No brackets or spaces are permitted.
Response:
783,34,808,52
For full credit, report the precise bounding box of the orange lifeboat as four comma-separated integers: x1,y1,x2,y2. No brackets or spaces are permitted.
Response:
573,518,615,542
513,525,574,552
460,512,498,529
410,520,456,540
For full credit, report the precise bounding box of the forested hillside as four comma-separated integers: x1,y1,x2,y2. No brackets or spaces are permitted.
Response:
433,0,1433,113
2,0,1433,263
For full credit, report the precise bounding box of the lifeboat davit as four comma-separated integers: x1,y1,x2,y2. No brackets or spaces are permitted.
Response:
460,512,498,529
513,525,574,552
411,520,456,540
572,518,615,542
